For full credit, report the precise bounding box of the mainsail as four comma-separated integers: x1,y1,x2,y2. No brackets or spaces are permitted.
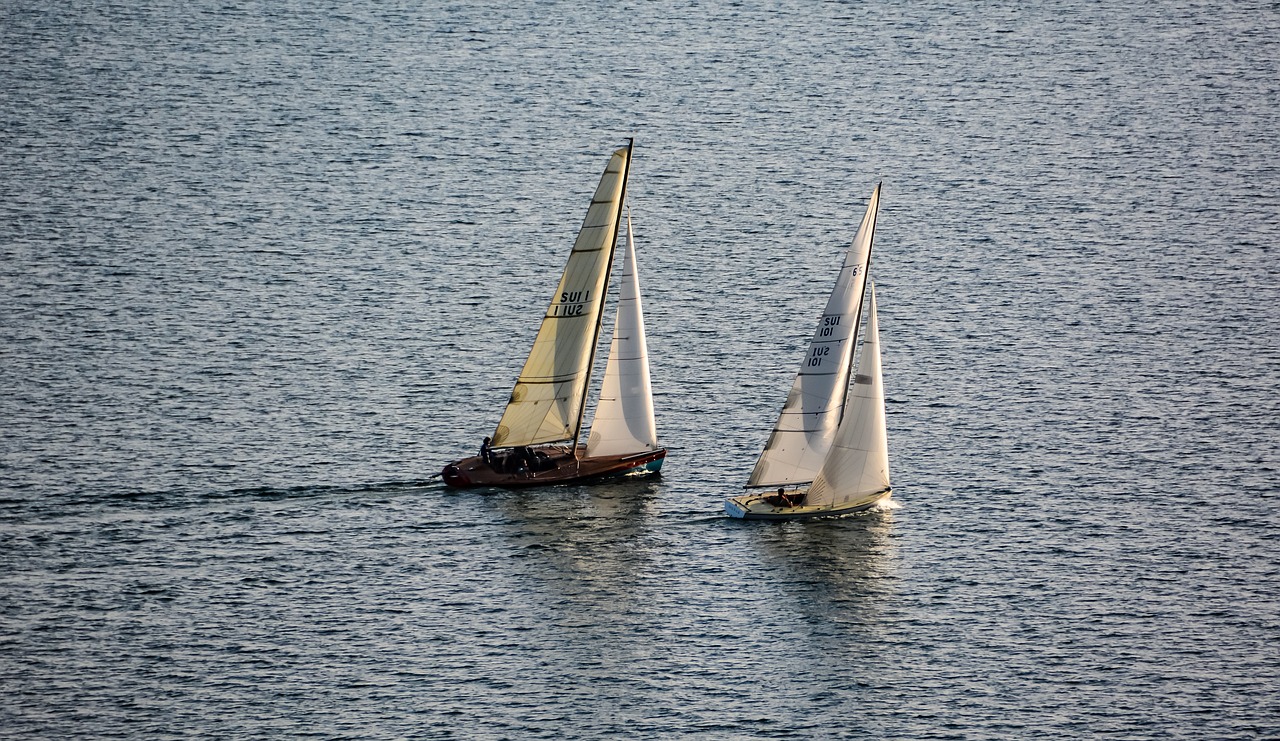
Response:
491,144,632,448
587,210,660,457
806,282,891,507
747,183,880,487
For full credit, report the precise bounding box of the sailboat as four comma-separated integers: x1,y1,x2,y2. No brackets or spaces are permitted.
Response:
441,140,666,488
725,184,892,520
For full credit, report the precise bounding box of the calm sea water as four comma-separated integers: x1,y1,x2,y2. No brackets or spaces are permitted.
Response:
3,1,1278,738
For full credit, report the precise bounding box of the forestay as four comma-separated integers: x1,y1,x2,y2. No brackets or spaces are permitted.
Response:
747,184,880,487
492,145,631,448
587,210,660,457
806,282,891,507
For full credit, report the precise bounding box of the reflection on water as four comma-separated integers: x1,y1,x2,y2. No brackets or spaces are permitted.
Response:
454,480,672,726
476,478,662,613
751,509,899,640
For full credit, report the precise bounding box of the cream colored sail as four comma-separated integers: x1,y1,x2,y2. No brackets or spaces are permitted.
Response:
806,282,891,507
491,144,631,448
747,184,880,487
587,210,659,458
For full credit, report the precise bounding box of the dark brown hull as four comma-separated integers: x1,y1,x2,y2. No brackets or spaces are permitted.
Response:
441,445,666,489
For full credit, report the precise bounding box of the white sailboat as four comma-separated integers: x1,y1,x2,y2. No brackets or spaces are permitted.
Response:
442,140,665,488
726,184,892,519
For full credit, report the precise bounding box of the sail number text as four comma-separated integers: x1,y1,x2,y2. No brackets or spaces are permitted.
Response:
549,289,591,318
806,316,844,367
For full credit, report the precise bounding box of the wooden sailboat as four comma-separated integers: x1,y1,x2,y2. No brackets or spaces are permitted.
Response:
441,140,666,488
726,184,892,520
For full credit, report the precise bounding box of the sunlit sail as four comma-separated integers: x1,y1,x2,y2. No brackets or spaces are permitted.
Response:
726,184,892,520
442,141,666,488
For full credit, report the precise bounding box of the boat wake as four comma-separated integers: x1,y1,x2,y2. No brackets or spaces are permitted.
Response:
871,497,902,512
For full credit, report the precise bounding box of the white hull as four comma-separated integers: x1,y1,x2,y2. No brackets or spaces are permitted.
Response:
724,488,891,521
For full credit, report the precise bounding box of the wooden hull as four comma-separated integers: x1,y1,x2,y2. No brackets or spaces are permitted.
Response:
725,488,891,521
441,446,665,489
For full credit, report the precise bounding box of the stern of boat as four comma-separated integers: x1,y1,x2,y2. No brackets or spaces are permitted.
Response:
440,462,472,488
724,492,782,519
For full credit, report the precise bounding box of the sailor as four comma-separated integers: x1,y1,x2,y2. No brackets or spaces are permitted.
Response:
767,487,804,507
479,436,493,466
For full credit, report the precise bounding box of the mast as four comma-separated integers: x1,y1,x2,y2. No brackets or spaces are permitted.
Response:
572,137,632,456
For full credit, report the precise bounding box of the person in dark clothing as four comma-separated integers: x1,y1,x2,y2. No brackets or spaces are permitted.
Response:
479,437,493,466
766,487,805,507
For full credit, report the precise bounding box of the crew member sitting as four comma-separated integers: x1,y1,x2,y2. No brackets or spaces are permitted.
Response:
766,487,805,508
479,436,493,466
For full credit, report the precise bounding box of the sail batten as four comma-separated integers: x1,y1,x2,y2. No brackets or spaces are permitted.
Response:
507,377,573,384
491,144,632,448
746,184,881,488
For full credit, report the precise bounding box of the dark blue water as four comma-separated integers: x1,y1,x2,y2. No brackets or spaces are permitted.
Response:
3,1,1278,738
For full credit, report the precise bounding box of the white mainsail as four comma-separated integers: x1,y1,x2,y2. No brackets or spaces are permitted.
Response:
746,183,881,487
586,210,660,457
806,282,891,507
492,144,631,448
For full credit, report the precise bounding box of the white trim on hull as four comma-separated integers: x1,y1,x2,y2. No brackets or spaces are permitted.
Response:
725,488,891,521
